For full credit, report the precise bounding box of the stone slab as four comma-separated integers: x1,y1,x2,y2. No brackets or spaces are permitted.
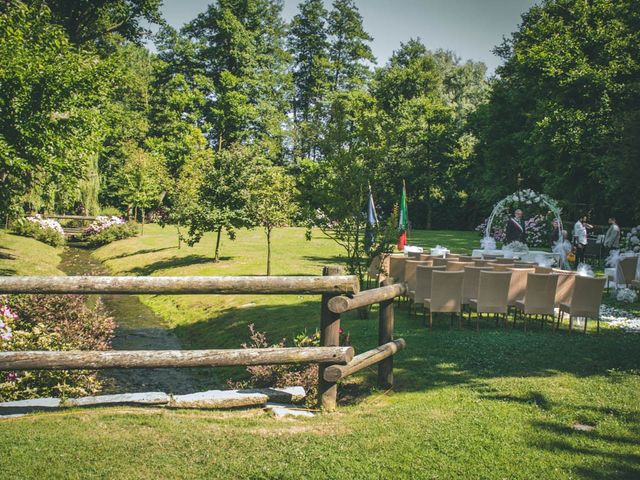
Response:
63,392,169,407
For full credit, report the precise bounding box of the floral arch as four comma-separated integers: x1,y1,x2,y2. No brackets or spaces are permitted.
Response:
482,189,563,248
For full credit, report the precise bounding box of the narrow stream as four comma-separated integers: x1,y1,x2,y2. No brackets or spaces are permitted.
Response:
59,245,211,394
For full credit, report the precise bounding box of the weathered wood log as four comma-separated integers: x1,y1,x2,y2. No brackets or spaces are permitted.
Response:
0,275,360,295
0,346,355,370
378,279,396,389
328,283,406,313
323,339,406,382
318,266,343,411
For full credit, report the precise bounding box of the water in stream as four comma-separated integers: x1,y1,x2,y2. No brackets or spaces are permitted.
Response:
60,245,212,394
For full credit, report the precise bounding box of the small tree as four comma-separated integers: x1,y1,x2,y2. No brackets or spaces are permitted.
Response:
172,144,257,261
248,167,298,276
117,143,168,234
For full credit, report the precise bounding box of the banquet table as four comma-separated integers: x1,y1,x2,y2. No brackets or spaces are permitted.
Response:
471,249,560,264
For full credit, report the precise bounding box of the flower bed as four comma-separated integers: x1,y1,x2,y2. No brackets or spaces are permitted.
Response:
11,215,65,247
600,305,640,333
83,216,137,247
0,295,115,402
621,226,640,254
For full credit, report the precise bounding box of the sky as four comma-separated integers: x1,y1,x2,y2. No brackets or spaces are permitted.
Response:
157,0,539,74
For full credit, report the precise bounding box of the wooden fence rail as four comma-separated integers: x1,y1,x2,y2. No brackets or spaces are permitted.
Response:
0,275,360,295
0,347,355,370
327,283,407,314
0,269,407,411
323,339,406,382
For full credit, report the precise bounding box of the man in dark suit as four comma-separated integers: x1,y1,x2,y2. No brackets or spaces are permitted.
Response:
505,209,526,244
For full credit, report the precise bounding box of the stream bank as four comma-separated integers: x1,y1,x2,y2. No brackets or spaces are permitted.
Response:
59,245,217,394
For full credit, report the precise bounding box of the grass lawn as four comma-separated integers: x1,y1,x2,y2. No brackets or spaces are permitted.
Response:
1,225,639,479
0,230,64,276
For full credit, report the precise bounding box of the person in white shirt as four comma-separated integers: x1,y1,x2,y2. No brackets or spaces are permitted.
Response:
573,215,592,264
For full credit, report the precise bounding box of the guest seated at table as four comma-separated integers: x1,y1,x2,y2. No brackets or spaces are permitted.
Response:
505,209,526,245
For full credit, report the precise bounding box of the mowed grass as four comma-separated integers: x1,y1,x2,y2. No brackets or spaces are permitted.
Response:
0,230,64,276
1,225,639,479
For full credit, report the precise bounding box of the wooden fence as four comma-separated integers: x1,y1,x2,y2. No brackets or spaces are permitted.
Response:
0,268,406,411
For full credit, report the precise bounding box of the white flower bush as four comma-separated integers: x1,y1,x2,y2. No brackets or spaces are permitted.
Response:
616,287,638,303
26,215,64,235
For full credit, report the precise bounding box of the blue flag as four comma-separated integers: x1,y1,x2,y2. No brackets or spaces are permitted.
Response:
365,187,378,251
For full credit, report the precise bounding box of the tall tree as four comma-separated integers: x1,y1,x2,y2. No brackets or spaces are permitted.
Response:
25,0,163,45
0,3,109,218
474,0,640,223
327,0,375,91
288,0,331,159
183,0,291,159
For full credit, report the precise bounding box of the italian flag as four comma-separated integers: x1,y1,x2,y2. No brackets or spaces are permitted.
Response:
397,181,408,251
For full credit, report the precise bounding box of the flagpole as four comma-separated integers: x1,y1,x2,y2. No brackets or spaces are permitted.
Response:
403,179,409,246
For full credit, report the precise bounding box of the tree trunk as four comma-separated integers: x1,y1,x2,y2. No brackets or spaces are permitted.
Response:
141,207,145,236
426,202,432,230
214,225,223,262
176,222,182,250
266,227,272,276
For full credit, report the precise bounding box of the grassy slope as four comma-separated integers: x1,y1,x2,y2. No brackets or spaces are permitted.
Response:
0,230,64,276
1,225,639,479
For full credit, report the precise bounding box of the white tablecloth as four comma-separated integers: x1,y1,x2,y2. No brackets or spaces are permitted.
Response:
472,249,560,264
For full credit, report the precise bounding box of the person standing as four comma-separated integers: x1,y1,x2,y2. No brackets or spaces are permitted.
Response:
603,217,621,256
505,209,526,244
573,215,592,264
550,218,561,247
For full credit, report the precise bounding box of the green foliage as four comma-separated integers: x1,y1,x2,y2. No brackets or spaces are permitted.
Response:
84,223,138,248
474,0,640,223
11,218,66,247
0,3,110,216
247,166,299,275
0,295,115,402
29,0,163,45
327,0,375,91
173,144,260,260
116,142,168,221
182,0,292,157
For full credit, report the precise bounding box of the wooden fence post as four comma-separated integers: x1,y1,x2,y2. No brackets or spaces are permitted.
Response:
318,265,344,411
378,279,395,389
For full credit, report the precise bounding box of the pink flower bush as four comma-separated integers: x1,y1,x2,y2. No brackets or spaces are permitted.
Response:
0,305,16,342
84,215,125,236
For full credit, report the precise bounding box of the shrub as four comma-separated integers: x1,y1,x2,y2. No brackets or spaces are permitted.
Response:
227,324,351,407
84,219,138,247
0,295,115,402
12,216,65,247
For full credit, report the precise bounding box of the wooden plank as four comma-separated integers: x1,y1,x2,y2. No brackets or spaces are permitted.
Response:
328,283,406,313
318,266,343,411
0,346,355,370
323,339,406,382
0,275,360,295
44,215,97,221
